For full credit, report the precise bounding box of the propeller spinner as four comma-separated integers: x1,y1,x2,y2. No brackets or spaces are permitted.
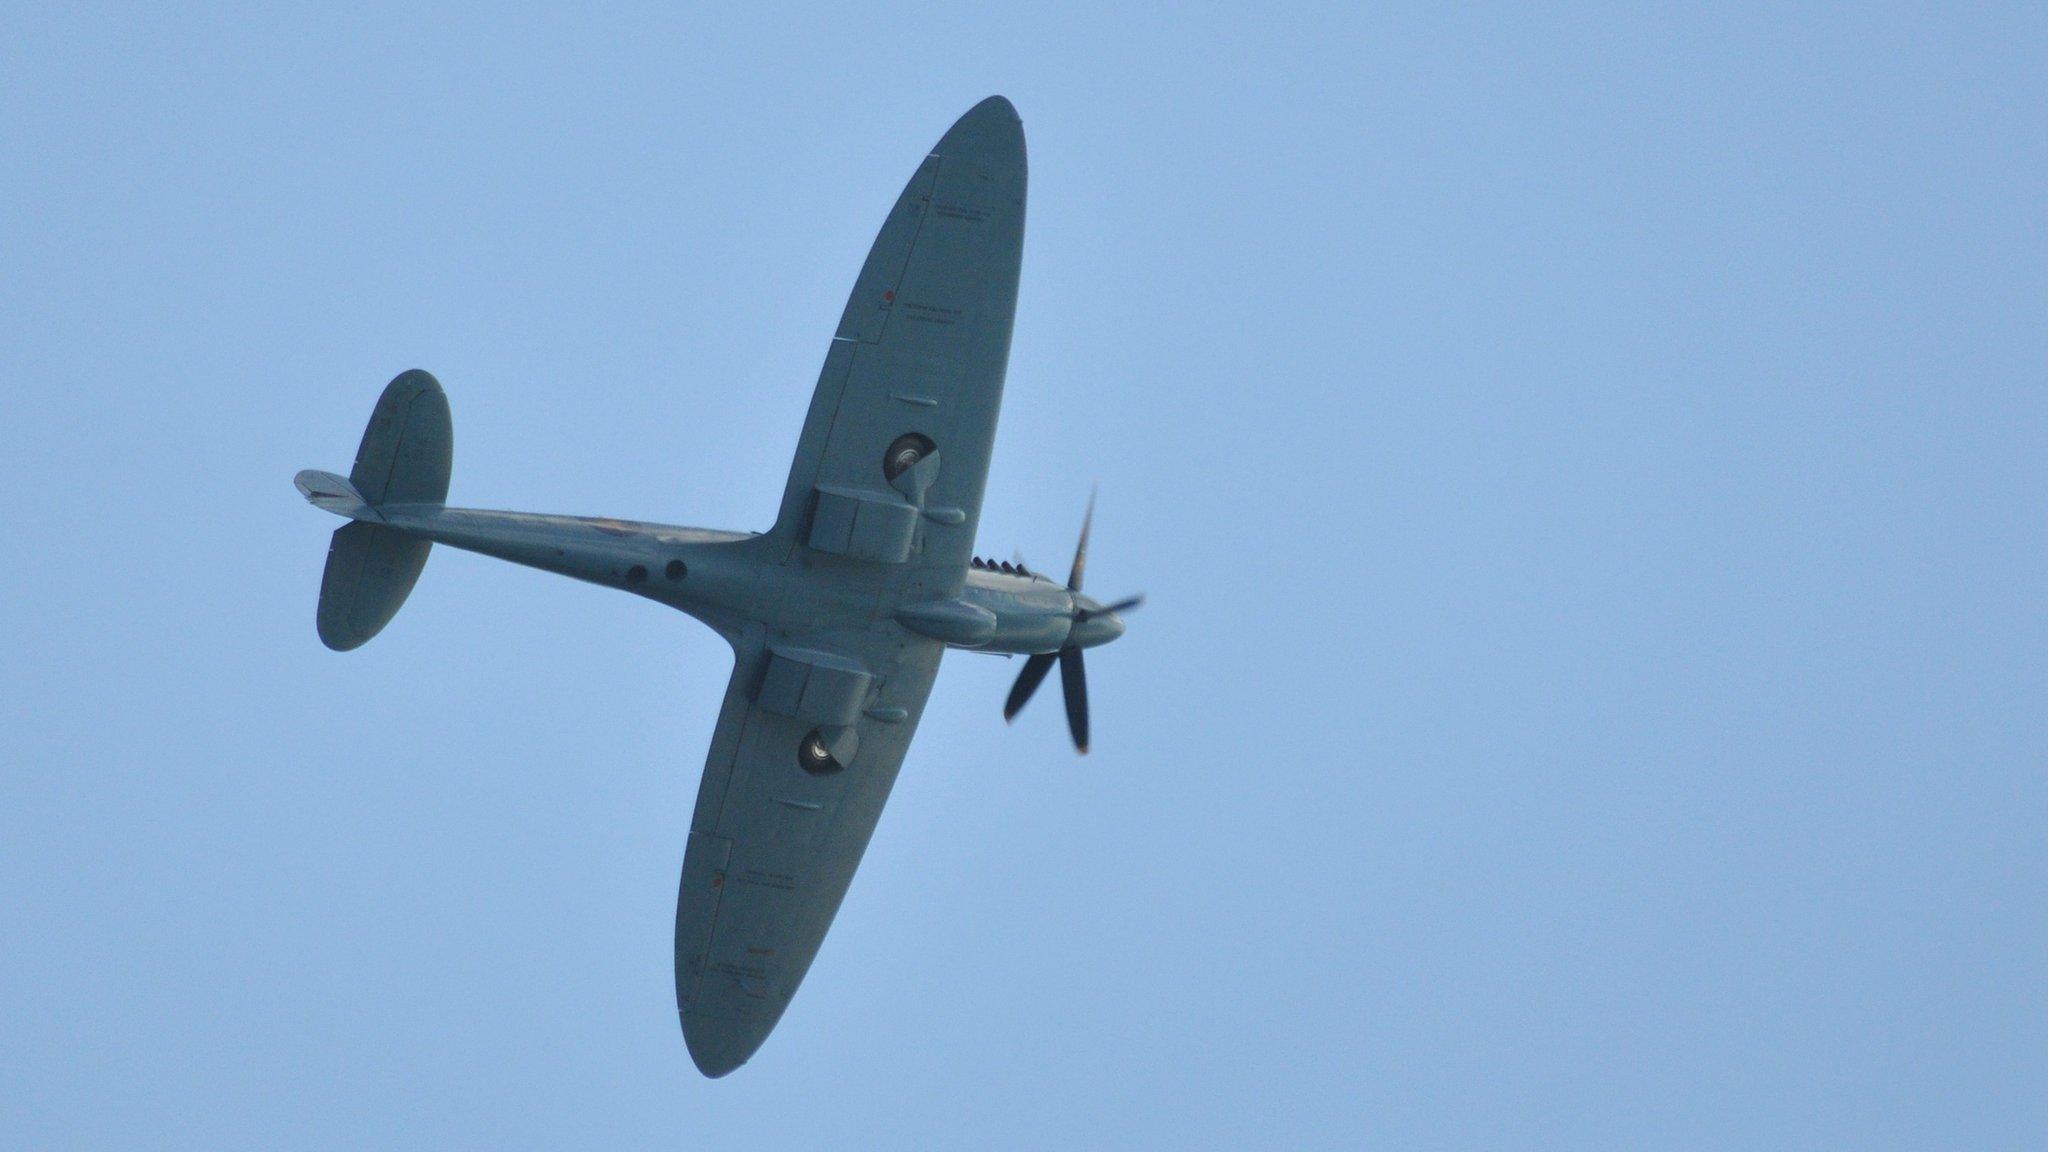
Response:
1001,492,1142,753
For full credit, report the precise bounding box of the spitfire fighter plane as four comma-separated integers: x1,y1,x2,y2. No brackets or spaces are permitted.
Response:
294,96,1137,1076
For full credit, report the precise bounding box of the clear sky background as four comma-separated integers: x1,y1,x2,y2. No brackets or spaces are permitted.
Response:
2,4,2041,1148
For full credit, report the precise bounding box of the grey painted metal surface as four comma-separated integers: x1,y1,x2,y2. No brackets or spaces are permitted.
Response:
293,96,1138,1077
302,370,451,651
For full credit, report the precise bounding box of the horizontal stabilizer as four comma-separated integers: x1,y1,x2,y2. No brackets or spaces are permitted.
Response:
294,470,378,521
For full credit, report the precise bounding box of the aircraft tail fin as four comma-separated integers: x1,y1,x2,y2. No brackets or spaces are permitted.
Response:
299,369,453,651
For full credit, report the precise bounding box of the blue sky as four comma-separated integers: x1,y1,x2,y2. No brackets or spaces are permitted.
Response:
2,4,2041,1148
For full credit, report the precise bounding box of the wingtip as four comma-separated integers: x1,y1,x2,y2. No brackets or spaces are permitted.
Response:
692,1056,745,1080
682,1014,756,1079
972,93,1019,119
316,625,366,653
936,95,1025,165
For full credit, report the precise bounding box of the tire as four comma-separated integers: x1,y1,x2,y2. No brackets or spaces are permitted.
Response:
882,433,936,482
797,728,843,775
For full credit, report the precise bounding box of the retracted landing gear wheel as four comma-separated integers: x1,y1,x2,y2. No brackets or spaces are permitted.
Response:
798,728,844,775
882,433,936,482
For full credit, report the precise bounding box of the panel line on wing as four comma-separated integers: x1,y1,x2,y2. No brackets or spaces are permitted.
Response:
855,158,942,346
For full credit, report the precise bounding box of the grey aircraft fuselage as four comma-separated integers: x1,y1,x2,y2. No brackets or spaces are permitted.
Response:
359,503,1127,656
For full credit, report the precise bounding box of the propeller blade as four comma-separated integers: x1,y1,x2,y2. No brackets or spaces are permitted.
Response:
1067,488,1095,592
1003,652,1058,722
1059,646,1090,753
1081,593,1145,619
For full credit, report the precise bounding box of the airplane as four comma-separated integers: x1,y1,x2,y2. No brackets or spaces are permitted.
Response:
293,96,1139,1077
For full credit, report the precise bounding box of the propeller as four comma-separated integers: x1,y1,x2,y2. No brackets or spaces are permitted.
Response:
1002,491,1142,754
1081,594,1145,618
